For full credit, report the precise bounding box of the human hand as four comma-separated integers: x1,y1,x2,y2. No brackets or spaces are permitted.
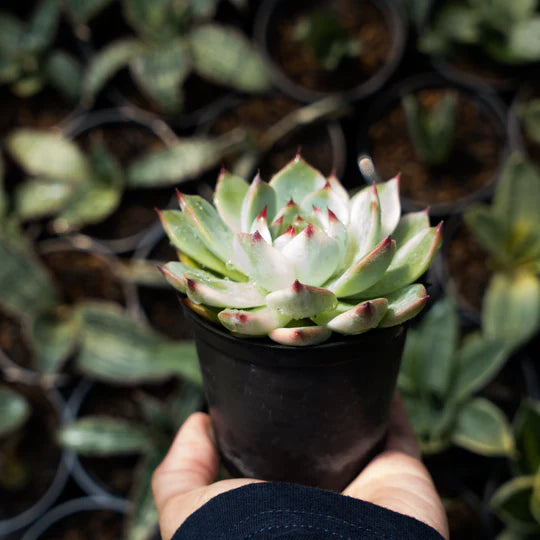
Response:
152,393,449,540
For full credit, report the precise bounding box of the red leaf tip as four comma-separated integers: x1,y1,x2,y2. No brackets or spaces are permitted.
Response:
286,198,296,207
185,277,196,291
285,225,296,236
327,208,338,222
312,205,320,212
305,223,315,237
252,230,264,242
175,189,185,205
257,205,268,220
292,280,304,293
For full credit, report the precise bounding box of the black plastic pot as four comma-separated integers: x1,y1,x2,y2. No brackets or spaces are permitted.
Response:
357,73,510,217
254,0,406,103
183,305,406,492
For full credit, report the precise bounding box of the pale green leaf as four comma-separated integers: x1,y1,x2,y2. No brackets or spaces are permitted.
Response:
361,224,443,297
327,298,388,335
83,39,145,102
14,177,73,220
378,283,428,328
213,170,249,232
0,386,30,437
266,282,337,319
189,24,270,92
75,301,197,384
453,398,515,456
233,232,295,291
519,99,540,145
218,306,290,336
58,417,151,456
509,18,540,62
483,272,540,349
159,210,242,279
130,40,190,112
269,156,327,210
451,334,509,402
7,129,91,182
464,204,508,263
392,210,430,248
240,176,277,232
127,138,230,188
23,0,60,53
268,325,332,346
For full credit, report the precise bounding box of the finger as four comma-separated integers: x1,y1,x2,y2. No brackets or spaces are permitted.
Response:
384,391,421,459
152,412,219,511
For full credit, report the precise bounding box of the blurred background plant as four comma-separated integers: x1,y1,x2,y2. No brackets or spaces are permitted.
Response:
0,0,539,538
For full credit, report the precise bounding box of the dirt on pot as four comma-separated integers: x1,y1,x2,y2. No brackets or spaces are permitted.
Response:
369,89,504,207
445,222,492,313
208,95,339,178
273,0,391,93
0,385,61,521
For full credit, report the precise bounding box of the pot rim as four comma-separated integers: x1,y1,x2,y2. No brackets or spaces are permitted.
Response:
0,387,74,536
356,72,512,217
253,0,407,103
183,301,406,368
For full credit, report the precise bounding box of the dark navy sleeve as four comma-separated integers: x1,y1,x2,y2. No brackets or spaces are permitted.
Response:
172,482,445,539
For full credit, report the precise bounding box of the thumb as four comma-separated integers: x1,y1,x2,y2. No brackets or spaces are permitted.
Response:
152,412,219,512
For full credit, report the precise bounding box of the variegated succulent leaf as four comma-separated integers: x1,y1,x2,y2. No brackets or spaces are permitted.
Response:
161,156,441,345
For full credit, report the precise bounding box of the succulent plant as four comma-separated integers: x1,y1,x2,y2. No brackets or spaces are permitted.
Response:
158,157,442,346
421,0,540,66
402,90,458,166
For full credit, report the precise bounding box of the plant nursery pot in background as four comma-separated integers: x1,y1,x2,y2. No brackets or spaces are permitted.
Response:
183,305,406,492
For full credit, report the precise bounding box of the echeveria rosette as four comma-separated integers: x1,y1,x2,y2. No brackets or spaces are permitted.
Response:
158,157,442,346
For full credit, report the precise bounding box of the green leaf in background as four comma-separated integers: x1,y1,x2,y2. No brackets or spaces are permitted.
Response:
452,398,515,457
53,177,122,232
22,0,61,53
14,177,74,220
0,12,24,59
113,259,168,288
130,40,190,112
519,99,540,145
75,302,201,384
31,309,80,374
402,91,457,166
450,333,509,402
400,0,432,30
83,39,145,103
7,129,91,182
493,154,540,257
66,0,114,25
532,470,540,524
509,18,540,62
58,416,151,456
514,399,540,476
483,272,540,349
464,203,508,263
491,475,540,534
11,76,45,98
0,233,58,321
417,297,459,396
125,448,164,540
44,49,83,102
0,386,30,437
122,0,173,41
293,8,362,71
189,24,271,92
127,137,235,188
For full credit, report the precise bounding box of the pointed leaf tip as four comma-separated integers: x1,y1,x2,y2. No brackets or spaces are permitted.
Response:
287,198,296,207
285,225,296,236
257,205,268,220
328,208,338,221
292,279,303,292
305,223,315,237
252,230,264,242
175,189,184,204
